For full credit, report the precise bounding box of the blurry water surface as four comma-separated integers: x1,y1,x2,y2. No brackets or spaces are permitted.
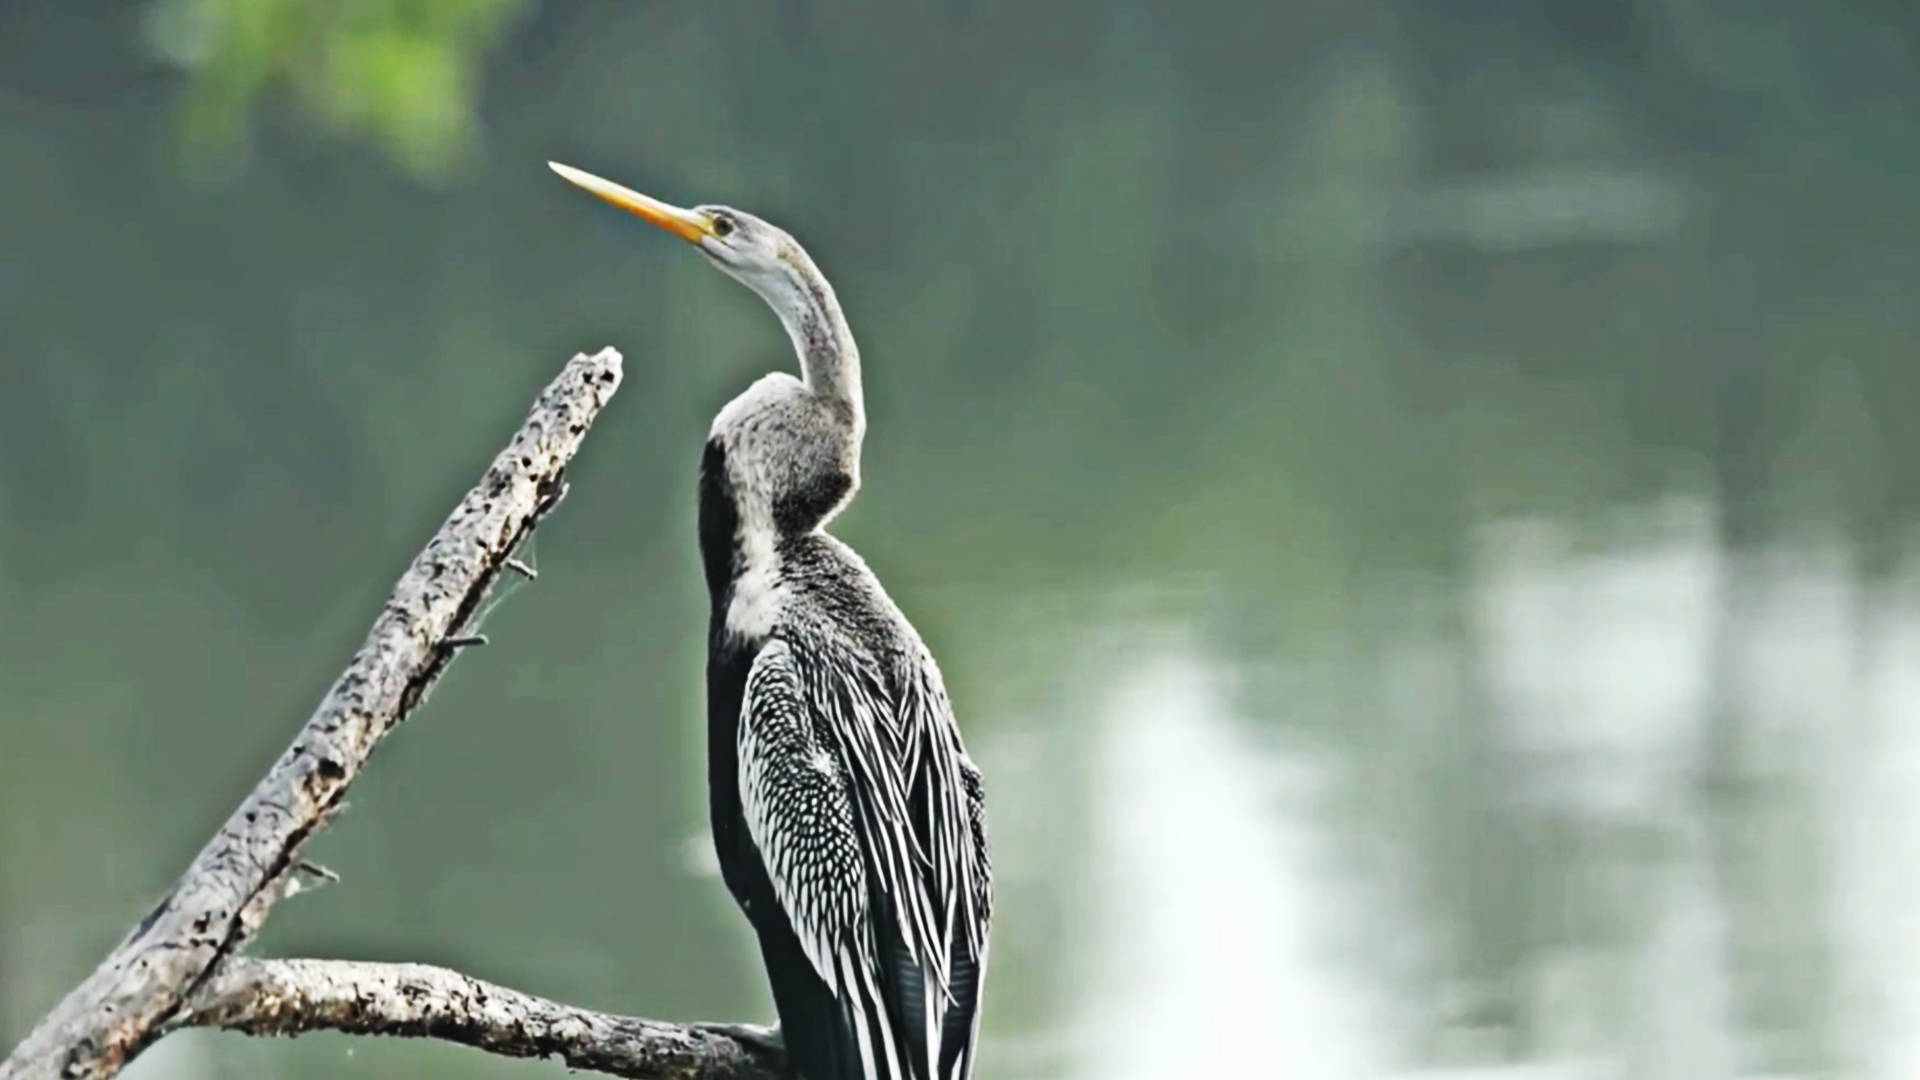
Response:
4,3,1920,1078
1008,512,1920,1080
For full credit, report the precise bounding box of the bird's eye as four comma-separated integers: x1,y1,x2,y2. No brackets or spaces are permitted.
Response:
712,215,736,238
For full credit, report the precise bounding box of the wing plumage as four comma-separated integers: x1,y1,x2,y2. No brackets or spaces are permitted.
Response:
737,637,991,1080
737,641,867,992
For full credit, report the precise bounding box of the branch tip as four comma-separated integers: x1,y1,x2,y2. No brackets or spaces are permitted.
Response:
295,860,340,883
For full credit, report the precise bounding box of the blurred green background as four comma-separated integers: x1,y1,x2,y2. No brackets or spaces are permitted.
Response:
5,1,1920,1077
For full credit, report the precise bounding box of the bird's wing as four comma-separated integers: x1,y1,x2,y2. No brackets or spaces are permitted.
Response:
738,639,868,988
739,640,907,1080
742,638,991,1080
903,666,991,1080
937,743,991,1080
828,651,991,1080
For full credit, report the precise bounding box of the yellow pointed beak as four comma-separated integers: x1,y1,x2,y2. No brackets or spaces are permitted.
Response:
549,161,714,244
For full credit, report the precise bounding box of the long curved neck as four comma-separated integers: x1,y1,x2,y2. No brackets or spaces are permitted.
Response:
770,251,863,431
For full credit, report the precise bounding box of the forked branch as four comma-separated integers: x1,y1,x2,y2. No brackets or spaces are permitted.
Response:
1,349,785,1080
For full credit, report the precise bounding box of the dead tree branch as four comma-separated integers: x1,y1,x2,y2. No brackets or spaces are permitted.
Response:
0,348,782,1080
181,959,785,1080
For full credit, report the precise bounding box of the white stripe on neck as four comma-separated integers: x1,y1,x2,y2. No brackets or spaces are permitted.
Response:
725,511,785,641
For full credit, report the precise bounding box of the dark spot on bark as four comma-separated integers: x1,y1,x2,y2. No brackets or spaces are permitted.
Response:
308,757,347,798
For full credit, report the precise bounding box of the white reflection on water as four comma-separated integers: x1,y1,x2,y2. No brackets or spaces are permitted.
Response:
1030,502,1920,1080
1068,638,1379,1079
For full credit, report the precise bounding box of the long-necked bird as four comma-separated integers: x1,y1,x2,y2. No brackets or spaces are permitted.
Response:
550,161,992,1080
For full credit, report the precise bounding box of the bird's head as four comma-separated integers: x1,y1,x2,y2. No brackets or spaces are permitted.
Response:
549,159,864,453
549,161,810,308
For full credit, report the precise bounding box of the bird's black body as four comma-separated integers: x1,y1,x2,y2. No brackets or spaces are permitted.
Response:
701,439,990,1080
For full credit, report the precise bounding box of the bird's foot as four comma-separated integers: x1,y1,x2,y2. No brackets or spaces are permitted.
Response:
695,1021,785,1057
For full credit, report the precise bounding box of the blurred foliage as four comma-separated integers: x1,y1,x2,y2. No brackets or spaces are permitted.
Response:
144,0,531,177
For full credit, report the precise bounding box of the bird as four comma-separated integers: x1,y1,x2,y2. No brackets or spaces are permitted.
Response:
549,161,992,1080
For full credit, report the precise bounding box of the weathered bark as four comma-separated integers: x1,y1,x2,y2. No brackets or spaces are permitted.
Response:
0,350,781,1080
181,959,787,1080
